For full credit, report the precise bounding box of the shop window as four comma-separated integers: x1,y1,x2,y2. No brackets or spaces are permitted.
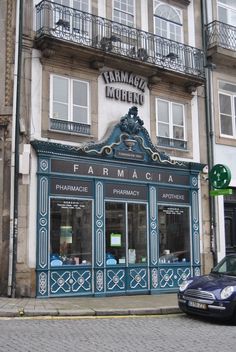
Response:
158,205,190,263
50,75,90,135
50,199,92,266
219,81,236,137
156,98,187,149
105,202,147,265
113,0,135,27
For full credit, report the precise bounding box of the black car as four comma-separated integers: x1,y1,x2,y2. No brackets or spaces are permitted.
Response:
178,254,236,323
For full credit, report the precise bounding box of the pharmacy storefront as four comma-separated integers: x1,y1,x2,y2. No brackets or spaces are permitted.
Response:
33,107,202,297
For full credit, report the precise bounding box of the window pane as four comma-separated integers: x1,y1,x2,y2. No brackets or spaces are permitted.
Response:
158,122,169,137
219,81,236,93
53,76,68,103
73,106,88,123
173,126,184,139
218,6,228,22
219,94,231,114
73,80,87,106
159,206,190,263
105,203,126,264
128,204,147,264
172,104,183,125
50,199,92,265
53,102,68,120
221,114,233,135
157,100,169,122
218,0,236,9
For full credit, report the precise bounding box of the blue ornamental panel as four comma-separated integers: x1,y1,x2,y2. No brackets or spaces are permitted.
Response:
95,269,104,293
50,268,92,296
157,265,191,292
126,267,148,293
95,181,104,267
149,186,158,265
38,175,49,269
106,267,126,293
37,271,48,296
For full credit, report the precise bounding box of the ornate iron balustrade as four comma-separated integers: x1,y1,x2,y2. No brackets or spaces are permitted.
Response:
36,0,204,78
206,21,236,51
157,136,187,150
50,118,91,135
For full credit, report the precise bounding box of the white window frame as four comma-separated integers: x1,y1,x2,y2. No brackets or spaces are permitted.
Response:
217,0,236,25
50,74,90,125
112,0,136,27
52,0,91,36
153,0,183,42
218,80,236,138
156,98,186,142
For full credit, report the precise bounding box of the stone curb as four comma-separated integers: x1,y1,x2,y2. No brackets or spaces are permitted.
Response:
0,306,181,318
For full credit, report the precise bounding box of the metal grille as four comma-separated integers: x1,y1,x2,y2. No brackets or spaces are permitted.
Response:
50,118,91,135
206,21,236,51
35,0,204,78
184,289,215,301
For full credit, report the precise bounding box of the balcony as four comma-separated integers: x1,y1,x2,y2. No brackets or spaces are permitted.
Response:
35,0,204,85
205,21,236,64
157,137,187,150
50,119,91,135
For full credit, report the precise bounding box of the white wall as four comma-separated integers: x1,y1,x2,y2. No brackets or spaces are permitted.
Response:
98,71,150,140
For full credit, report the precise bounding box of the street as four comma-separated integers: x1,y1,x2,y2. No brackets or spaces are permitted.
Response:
0,314,235,352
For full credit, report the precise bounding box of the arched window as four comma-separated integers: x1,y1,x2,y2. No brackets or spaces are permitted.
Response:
153,1,183,42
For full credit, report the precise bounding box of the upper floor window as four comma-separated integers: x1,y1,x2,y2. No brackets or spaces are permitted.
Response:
50,75,90,134
113,0,135,27
156,98,186,149
218,0,236,26
53,0,90,35
153,0,183,42
219,81,236,137
55,0,89,12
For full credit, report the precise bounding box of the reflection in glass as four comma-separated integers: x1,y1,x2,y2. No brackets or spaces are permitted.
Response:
105,202,147,265
158,206,190,263
105,203,126,265
128,203,147,264
50,199,92,266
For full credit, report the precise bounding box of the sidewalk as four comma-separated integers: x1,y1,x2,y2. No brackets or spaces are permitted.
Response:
0,293,180,317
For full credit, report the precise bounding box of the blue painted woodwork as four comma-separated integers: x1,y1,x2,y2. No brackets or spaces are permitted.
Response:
33,107,203,297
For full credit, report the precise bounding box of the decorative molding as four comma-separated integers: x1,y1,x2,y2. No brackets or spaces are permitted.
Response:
0,115,11,126
5,0,14,106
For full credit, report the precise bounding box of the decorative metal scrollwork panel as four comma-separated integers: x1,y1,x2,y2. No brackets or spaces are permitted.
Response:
38,271,48,296
127,267,148,291
106,268,125,292
158,266,191,290
50,269,92,295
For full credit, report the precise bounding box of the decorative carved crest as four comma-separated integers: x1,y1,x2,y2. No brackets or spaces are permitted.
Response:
119,106,144,135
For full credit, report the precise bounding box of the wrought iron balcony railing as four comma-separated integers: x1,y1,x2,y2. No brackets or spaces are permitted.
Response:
157,136,187,150
36,0,204,79
206,21,236,52
50,118,91,135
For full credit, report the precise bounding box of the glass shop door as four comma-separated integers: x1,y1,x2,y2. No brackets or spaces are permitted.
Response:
105,202,148,266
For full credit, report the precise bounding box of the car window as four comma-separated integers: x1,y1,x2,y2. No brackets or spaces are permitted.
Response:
213,256,236,275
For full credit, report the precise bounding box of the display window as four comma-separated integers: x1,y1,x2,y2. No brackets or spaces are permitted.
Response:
158,205,190,263
50,198,93,266
105,202,148,265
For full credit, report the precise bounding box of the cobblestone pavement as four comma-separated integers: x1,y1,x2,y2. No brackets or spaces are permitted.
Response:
0,314,235,352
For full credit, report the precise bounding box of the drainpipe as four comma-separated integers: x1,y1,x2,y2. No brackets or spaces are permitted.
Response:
201,0,217,265
8,0,23,297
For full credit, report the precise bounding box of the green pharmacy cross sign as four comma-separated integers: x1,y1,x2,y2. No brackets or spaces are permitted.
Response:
209,164,232,196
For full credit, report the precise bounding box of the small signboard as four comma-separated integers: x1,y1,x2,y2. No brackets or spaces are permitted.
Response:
110,233,122,247
210,188,233,196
